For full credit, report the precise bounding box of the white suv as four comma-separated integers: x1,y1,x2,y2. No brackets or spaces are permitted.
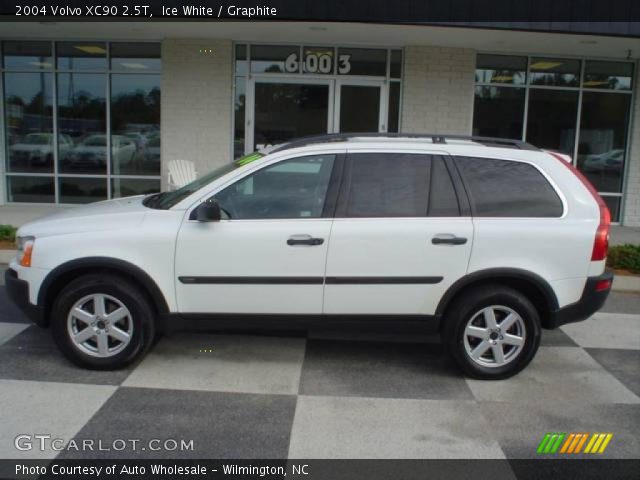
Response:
6,134,613,379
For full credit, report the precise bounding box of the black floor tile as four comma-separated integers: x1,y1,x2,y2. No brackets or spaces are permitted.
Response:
0,326,133,385
540,328,579,347
586,348,640,398
300,339,473,400
58,387,297,459
0,287,30,324
479,401,640,459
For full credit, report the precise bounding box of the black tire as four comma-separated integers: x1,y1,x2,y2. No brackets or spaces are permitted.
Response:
442,284,541,380
51,273,156,370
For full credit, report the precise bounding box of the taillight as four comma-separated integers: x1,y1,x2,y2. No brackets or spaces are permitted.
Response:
595,278,612,292
547,151,610,261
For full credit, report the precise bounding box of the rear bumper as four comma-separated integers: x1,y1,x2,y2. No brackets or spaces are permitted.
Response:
4,268,46,327
548,271,613,329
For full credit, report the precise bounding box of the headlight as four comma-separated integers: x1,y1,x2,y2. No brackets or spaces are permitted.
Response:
16,236,35,267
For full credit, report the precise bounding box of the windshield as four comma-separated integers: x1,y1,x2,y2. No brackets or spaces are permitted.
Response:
144,152,264,210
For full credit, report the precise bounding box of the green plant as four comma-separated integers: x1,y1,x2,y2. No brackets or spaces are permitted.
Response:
0,224,17,243
607,244,640,274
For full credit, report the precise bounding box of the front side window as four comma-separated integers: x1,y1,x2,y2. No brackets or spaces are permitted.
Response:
455,156,563,218
215,154,335,219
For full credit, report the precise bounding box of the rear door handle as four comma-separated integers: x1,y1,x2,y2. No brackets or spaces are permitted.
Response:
287,234,324,246
432,234,468,245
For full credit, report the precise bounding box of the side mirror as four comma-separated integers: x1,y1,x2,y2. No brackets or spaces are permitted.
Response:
195,199,221,222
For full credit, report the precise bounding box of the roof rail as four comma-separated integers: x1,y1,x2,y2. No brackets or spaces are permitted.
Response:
269,132,540,153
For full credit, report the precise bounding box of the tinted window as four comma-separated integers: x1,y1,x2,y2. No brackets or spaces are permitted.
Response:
583,61,633,91
3,41,52,70
455,156,563,217
475,54,527,85
57,42,107,70
529,57,580,87
473,86,525,139
4,72,54,173
110,43,161,71
336,48,387,76
344,153,431,217
526,89,579,154
250,45,299,73
215,154,335,219
577,92,630,193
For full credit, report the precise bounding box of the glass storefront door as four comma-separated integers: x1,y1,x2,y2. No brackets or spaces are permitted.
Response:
248,77,386,152
250,79,333,151
335,80,385,133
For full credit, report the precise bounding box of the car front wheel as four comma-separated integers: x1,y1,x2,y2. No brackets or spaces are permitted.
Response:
443,285,541,380
51,274,155,370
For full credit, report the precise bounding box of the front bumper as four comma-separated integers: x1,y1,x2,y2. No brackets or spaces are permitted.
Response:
4,268,46,326
548,271,613,329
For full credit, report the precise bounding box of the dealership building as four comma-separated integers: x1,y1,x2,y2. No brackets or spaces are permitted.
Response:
1,21,639,225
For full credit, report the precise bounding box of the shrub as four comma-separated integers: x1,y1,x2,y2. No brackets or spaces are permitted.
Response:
607,244,640,274
0,225,17,242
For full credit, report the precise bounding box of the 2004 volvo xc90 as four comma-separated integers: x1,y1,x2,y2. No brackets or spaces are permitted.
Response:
6,134,613,379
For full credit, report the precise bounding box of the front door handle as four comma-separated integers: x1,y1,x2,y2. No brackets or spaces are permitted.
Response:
287,234,324,246
432,234,468,245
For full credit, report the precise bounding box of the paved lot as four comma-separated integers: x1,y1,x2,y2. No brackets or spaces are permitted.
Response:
0,267,638,462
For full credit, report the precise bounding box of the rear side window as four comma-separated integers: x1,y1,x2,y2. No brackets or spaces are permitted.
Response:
341,153,460,217
455,156,563,217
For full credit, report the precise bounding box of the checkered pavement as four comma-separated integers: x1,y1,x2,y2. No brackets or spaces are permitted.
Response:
0,280,638,461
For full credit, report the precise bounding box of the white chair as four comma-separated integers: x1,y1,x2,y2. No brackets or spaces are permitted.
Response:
167,159,197,190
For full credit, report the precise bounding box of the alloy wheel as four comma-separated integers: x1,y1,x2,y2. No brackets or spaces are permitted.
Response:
66,293,134,357
462,305,526,368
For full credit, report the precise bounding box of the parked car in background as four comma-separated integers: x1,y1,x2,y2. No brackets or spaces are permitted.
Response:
581,149,624,172
9,133,73,169
66,134,136,171
6,134,613,379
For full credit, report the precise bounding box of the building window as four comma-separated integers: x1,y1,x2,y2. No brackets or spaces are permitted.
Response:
2,41,161,204
474,54,634,222
526,89,579,154
577,92,631,194
473,86,525,139
475,54,527,85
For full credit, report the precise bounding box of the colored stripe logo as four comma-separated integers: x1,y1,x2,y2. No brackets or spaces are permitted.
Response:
537,433,613,454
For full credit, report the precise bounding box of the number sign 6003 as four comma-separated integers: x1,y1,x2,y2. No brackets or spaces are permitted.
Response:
284,52,351,74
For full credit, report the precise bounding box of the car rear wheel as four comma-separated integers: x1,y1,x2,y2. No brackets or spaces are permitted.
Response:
443,285,541,380
51,274,155,370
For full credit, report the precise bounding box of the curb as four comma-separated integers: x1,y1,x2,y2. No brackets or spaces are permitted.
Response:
1,249,639,293
613,275,640,293
0,250,15,265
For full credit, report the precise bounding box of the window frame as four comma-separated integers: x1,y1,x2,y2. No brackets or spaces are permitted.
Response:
1,39,162,205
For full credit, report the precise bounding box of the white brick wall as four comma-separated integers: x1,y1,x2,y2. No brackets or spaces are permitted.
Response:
401,46,476,135
161,39,232,188
623,62,640,226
